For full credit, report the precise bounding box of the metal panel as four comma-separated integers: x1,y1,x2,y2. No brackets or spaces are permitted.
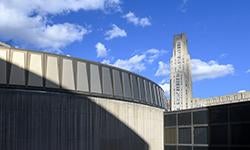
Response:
45,56,59,88
76,61,89,92
148,82,153,104
112,69,123,97
0,49,7,84
151,83,156,105
62,59,75,90
153,84,158,105
144,80,150,103
156,86,161,106
138,78,145,102
102,66,113,95
9,50,26,85
90,64,101,93
28,53,43,87
131,75,139,100
122,72,131,98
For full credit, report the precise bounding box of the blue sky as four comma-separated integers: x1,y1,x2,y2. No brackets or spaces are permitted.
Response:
0,0,250,98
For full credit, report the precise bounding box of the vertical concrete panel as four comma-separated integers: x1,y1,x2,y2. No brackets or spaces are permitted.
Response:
102,67,113,95
122,72,132,98
46,56,59,88
62,59,75,90
9,50,26,85
0,49,7,84
90,64,101,93
77,62,89,92
113,69,123,97
28,53,43,87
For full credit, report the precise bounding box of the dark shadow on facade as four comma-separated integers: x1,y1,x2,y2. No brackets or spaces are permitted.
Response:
0,59,149,150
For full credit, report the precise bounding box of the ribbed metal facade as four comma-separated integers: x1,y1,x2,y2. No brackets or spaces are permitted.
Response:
0,89,148,150
0,47,164,108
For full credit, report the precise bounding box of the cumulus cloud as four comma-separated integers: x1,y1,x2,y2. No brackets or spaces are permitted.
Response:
101,59,111,64
155,61,169,77
113,54,146,72
105,48,164,72
105,24,127,40
238,90,246,93
191,59,235,81
0,0,121,52
159,81,170,97
95,42,108,58
123,12,151,27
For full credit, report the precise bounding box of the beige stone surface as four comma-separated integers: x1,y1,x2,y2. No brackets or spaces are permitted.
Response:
91,96,164,150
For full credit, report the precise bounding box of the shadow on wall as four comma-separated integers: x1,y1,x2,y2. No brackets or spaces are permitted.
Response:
0,58,149,150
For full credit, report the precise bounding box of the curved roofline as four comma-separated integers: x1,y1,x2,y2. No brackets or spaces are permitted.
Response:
9,47,162,89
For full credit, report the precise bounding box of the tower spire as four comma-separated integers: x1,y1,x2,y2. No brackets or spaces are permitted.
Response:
170,33,192,110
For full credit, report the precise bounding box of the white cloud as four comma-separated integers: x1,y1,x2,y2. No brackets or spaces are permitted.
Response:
95,42,108,58
123,12,151,27
155,61,169,77
0,0,121,52
105,48,164,72
0,0,121,15
246,69,250,73
105,24,127,40
191,59,235,81
159,81,170,97
101,59,111,64
179,0,189,13
238,90,246,93
113,54,146,72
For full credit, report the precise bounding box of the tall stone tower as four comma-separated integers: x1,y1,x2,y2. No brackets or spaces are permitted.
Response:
170,33,192,111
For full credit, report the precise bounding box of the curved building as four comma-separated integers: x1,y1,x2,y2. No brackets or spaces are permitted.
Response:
0,46,164,150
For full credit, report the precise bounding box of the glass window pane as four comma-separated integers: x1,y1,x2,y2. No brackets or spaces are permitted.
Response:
209,106,228,124
165,128,176,144
178,146,192,150
165,145,176,150
178,112,191,125
194,127,208,144
193,110,208,124
210,125,228,145
165,114,176,127
178,128,191,144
